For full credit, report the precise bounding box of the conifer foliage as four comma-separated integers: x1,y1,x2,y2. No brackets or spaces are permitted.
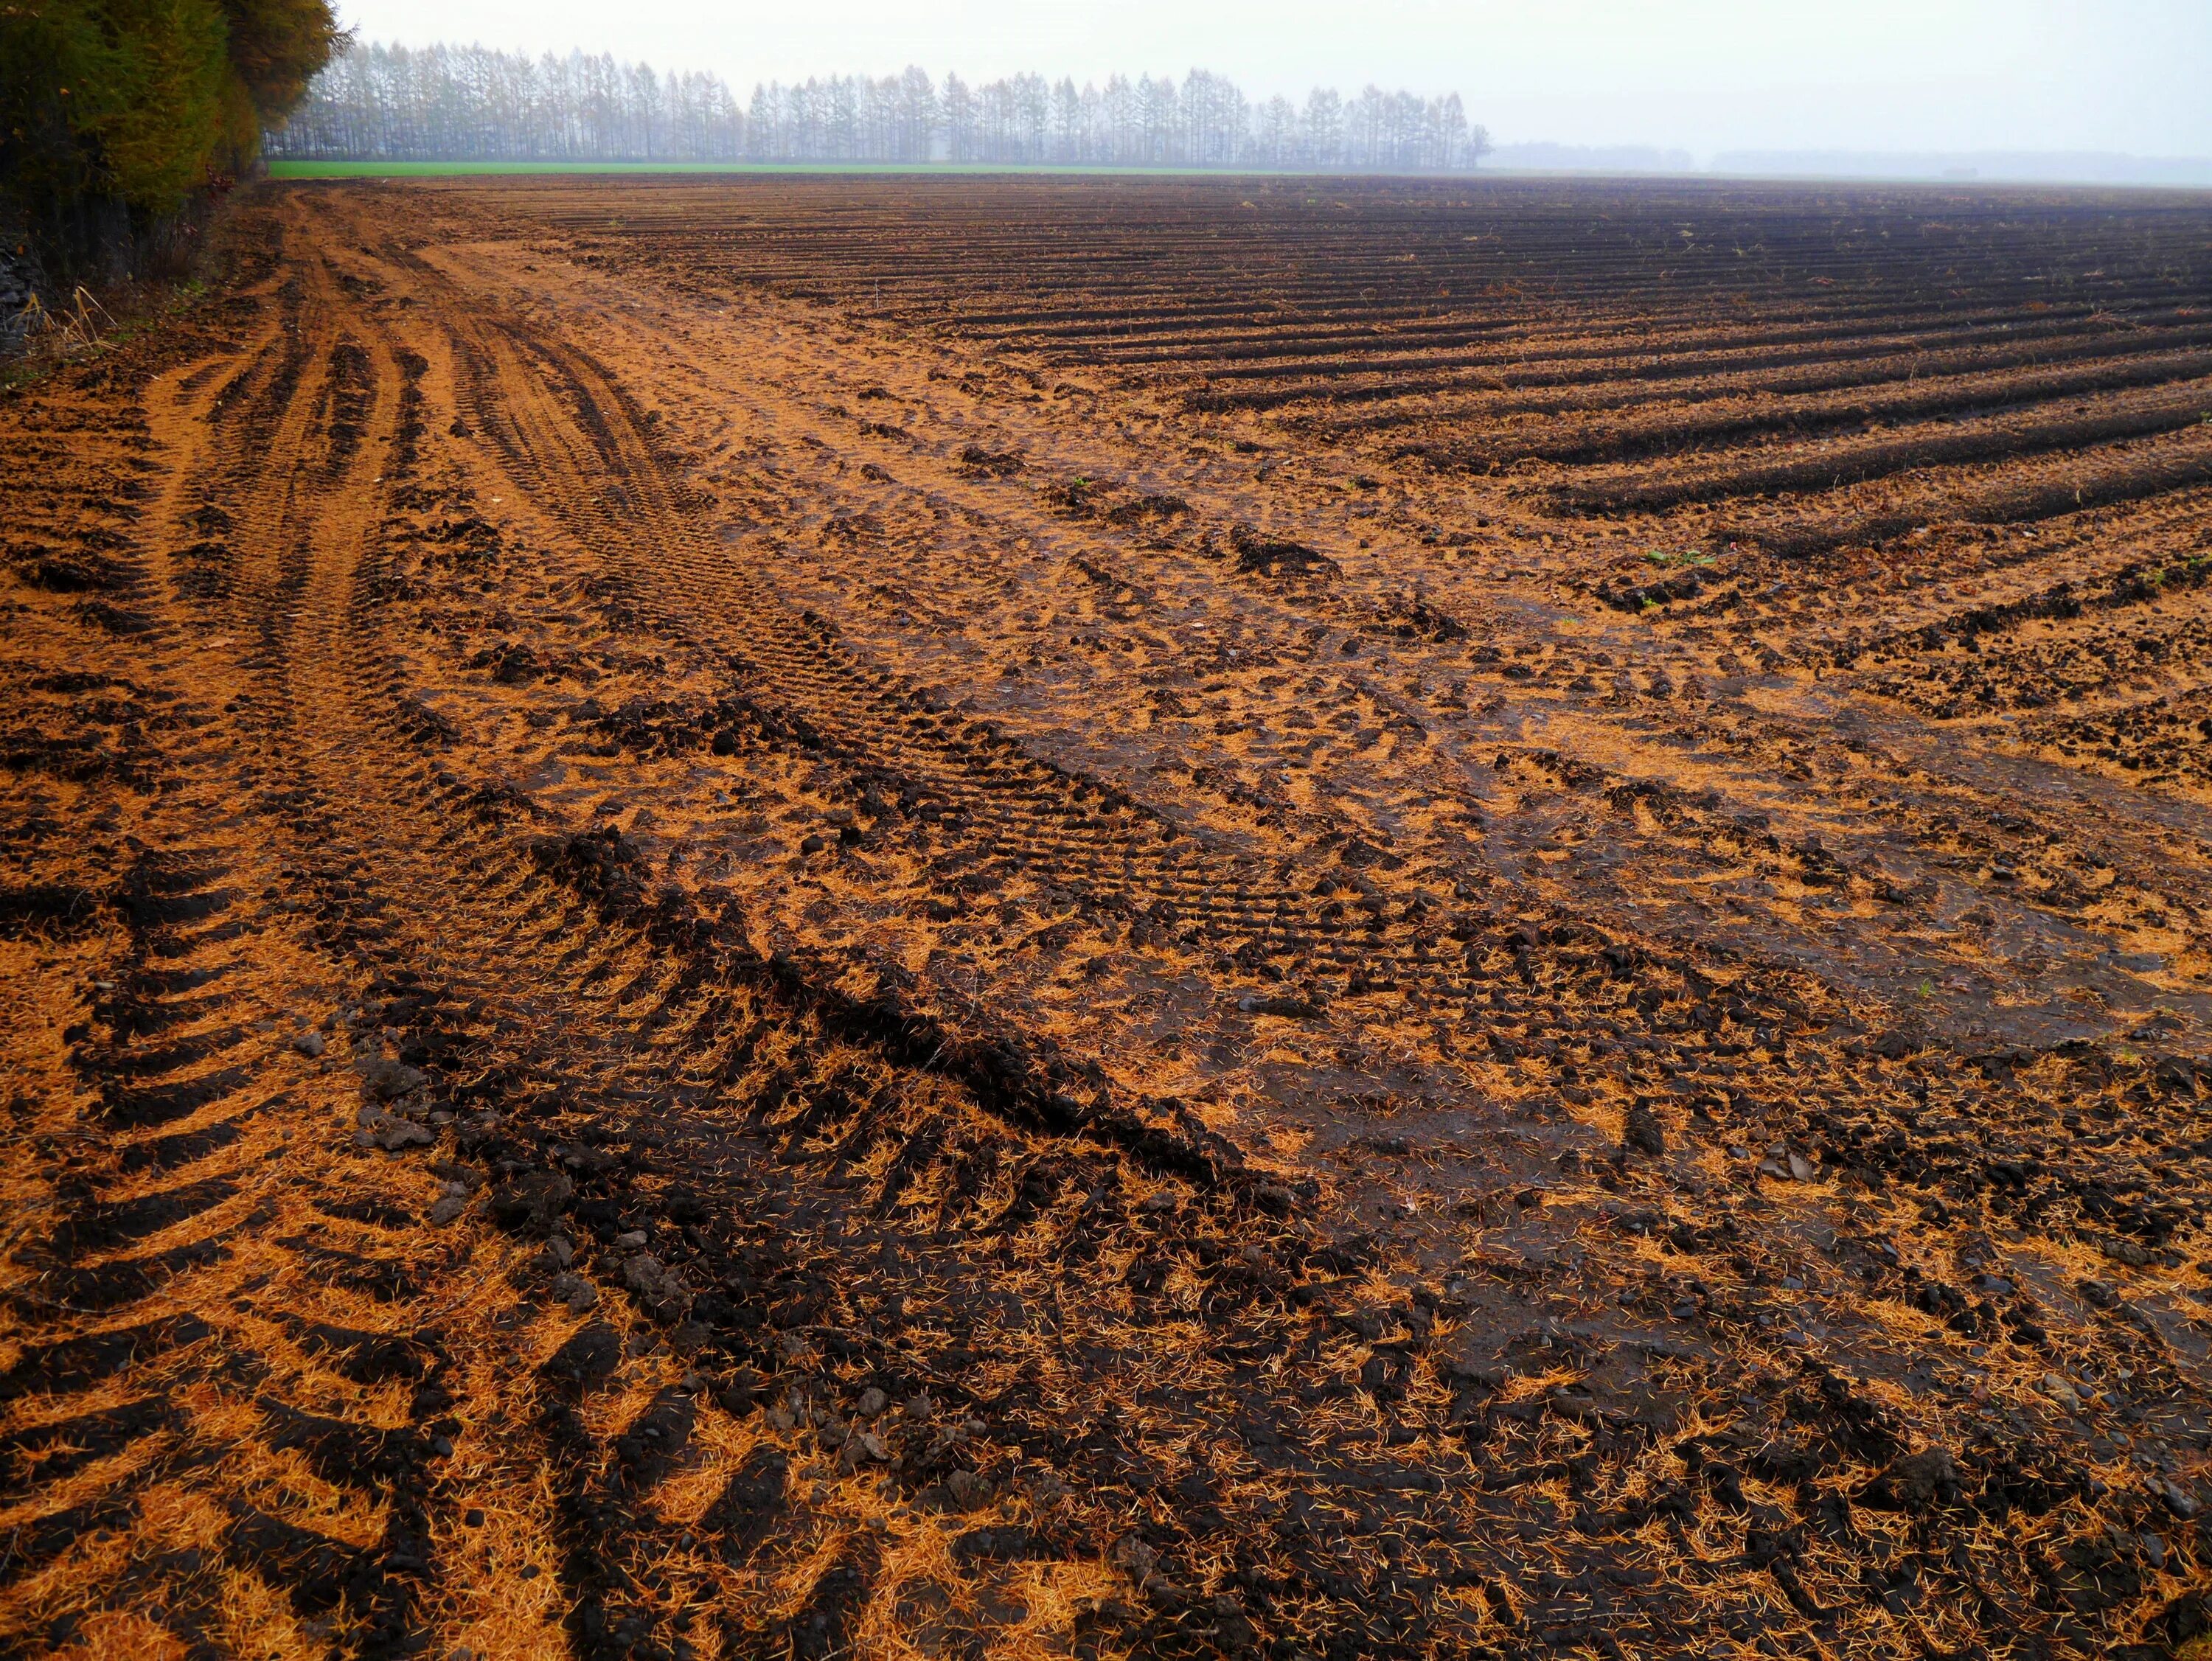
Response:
1,0,341,262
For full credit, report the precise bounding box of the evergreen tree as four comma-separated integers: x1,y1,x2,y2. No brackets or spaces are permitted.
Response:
2,0,340,256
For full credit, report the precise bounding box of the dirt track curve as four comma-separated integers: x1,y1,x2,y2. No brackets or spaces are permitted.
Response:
4,175,2212,1659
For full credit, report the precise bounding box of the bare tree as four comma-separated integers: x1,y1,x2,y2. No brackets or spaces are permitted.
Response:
1253,95,1298,168
942,73,975,161
1302,87,1344,169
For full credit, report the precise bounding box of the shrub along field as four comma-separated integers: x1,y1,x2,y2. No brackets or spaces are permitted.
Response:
3,173,2211,1658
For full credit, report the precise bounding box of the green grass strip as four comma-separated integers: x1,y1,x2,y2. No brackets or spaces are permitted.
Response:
266,159,1302,178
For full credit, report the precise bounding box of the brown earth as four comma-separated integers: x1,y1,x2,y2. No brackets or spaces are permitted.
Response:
4,174,2212,1660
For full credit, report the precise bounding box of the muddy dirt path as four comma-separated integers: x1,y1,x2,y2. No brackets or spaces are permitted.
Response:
4,181,2211,1660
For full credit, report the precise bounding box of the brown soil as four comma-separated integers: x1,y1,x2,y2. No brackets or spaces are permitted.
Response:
4,175,2212,1660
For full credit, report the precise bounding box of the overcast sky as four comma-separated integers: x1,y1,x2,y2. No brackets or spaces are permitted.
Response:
335,0,2212,158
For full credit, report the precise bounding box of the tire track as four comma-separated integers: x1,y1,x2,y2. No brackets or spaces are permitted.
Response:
8,181,2212,1661
411,248,1587,1020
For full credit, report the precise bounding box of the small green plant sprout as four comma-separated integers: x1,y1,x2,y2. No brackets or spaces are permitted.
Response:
1644,546,1717,568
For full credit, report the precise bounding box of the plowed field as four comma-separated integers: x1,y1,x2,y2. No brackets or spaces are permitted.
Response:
5,175,2212,1660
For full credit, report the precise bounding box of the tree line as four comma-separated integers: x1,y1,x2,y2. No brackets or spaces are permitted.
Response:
268,42,1492,173
2,0,341,282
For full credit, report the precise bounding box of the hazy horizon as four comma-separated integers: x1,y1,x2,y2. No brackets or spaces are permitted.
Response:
330,0,2212,159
